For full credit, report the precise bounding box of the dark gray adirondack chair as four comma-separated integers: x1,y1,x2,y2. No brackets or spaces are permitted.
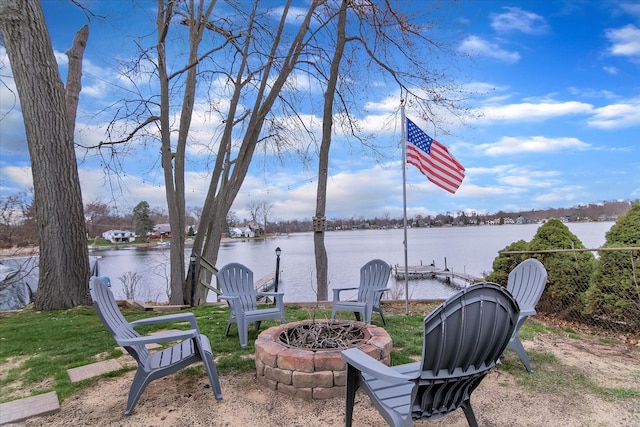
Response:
506,258,548,373
217,263,286,348
331,259,392,325
89,276,222,416
342,282,519,427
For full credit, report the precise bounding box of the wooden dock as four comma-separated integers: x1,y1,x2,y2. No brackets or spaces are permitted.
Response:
394,263,483,284
255,272,276,292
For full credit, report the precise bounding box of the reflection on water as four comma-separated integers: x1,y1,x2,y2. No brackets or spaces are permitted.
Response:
97,222,614,303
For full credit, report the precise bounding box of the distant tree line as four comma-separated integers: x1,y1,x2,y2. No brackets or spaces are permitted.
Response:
486,203,640,332
1,197,635,249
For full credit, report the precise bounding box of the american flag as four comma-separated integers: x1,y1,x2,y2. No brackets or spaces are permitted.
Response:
406,118,465,194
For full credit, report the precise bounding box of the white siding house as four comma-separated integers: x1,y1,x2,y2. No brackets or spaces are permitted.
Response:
102,230,136,244
229,226,255,238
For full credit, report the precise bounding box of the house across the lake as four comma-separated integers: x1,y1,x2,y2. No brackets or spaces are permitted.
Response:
102,230,136,244
228,226,255,238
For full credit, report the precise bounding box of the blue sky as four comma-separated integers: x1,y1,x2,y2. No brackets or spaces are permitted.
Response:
1,1,639,223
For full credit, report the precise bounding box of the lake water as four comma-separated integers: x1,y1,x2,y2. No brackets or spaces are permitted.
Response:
96,222,615,303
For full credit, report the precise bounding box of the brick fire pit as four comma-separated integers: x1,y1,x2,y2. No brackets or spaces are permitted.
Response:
254,319,392,399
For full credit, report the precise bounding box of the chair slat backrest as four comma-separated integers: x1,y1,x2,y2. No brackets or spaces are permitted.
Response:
217,263,258,311
357,259,391,303
89,276,149,365
415,283,519,418
507,258,547,312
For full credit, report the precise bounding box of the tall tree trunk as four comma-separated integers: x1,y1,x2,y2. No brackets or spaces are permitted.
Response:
156,0,215,305
65,25,88,135
191,0,319,305
156,1,185,305
314,0,348,301
0,0,90,309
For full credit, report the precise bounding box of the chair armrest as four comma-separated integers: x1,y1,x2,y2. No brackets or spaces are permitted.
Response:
117,328,199,346
341,348,413,385
219,295,240,304
373,287,391,296
129,312,199,330
332,287,359,301
257,292,283,297
257,292,285,307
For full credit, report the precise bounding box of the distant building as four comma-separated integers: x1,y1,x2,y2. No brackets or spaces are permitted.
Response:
154,224,171,235
102,230,136,244
228,226,255,238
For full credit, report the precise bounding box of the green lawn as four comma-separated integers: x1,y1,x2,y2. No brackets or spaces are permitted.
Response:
1,303,637,405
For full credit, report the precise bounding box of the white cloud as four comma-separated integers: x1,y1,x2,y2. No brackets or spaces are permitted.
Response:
620,2,640,18
458,36,520,63
230,163,403,221
603,66,618,75
567,87,620,99
267,6,310,26
464,165,515,175
497,168,561,188
451,182,524,198
605,24,640,59
490,7,550,35
77,167,172,214
478,136,591,156
0,166,33,191
477,101,593,122
533,185,586,204
588,100,640,129
463,81,508,95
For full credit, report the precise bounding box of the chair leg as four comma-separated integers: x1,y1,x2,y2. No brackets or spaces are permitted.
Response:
508,336,533,373
125,368,150,416
354,312,361,322
202,352,223,400
460,400,479,427
344,364,358,427
378,309,387,327
225,321,232,337
238,317,248,348
255,320,262,331
195,335,223,400
364,306,373,324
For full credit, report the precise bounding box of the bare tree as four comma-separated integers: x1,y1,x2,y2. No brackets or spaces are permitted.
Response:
190,1,323,304
76,1,470,306
85,0,316,304
311,1,470,300
84,200,112,238
0,192,26,249
247,200,262,227
260,201,273,235
0,1,90,309
313,0,349,301
226,211,239,229
186,206,202,229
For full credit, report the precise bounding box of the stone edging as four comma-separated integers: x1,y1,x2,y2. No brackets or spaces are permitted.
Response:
254,320,392,400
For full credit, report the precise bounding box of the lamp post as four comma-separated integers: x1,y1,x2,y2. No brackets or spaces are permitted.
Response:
189,252,197,307
274,247,281,292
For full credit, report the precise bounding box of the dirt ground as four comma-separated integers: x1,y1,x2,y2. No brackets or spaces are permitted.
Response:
8,323,639,427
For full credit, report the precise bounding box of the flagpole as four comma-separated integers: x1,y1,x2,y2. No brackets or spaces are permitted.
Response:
401,100,409,315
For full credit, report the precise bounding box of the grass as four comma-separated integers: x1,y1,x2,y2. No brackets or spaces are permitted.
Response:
1,304,638,405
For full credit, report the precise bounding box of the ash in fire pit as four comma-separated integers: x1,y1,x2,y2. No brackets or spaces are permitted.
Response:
278,321,367,350
255,320,392,399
